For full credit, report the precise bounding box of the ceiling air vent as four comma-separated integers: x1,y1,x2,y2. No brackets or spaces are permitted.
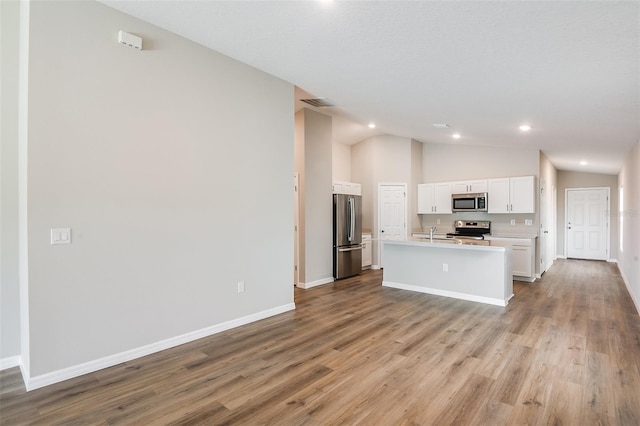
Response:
300,97,336,108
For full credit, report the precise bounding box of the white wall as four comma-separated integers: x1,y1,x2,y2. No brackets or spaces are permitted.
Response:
617,140,639,313
332,142,351,182
0,0,22,365
23,1,294,381
556,171,619,260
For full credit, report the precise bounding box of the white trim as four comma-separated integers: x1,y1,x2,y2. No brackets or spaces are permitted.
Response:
383,281,511,307
557,255,567,259
618,266,640,316
24,303,295,391
564,187,610,260
297,276,333,289
0,356,22,371
607,258,618,264
371,264,381,270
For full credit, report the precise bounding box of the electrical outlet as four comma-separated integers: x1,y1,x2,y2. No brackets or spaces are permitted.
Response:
510,219,516,225
442,264,448,272
237,281,245,293
436,219,441,225
525,219,533,226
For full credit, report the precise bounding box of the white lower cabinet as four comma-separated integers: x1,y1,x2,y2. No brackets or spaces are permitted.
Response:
362,234,373,268
484,236,536,282
362,233,372,268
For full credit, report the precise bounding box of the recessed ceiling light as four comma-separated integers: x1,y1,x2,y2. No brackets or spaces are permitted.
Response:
452,133,461,139
519,125,531,132
433,123,450,129
580,160,588,166
368,123,376,129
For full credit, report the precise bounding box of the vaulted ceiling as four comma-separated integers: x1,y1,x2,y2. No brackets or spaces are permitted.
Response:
101,1,639,174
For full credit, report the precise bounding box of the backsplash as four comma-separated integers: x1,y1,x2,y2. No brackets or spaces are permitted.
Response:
418,212,538,235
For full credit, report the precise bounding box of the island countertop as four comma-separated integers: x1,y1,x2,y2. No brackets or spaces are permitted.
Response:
382,238,513,306
386,237,507,252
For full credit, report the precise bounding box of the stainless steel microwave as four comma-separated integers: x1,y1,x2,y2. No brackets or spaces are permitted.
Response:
451,192,488,212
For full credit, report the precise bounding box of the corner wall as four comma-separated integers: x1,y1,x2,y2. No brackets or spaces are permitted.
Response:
295,109,333,286
618,140,640,313
0,0,22,367
24,1,294,383
352,135,416,266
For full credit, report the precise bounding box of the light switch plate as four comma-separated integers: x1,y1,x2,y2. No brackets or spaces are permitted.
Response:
525,219,533,226
51,228,71,245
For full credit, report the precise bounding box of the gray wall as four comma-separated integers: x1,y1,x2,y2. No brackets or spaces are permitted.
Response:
352,135,419,266
1,0,21,363
423,142,540,182
23,1,294,377
556,171,619,260
295,109,333,285
617,140,640,312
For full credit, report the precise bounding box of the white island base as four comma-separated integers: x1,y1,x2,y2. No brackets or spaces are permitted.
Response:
382,239,514,307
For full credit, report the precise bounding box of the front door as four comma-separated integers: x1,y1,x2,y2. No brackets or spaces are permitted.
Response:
566,188,609,260
378,184,407,267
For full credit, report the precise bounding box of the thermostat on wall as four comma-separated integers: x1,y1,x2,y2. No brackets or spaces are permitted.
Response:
118,31,142,50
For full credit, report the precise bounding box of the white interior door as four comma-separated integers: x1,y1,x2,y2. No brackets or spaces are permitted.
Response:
566,188,609,260
378,184,407,267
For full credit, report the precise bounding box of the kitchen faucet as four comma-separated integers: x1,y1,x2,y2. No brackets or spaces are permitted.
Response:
429,226,437,239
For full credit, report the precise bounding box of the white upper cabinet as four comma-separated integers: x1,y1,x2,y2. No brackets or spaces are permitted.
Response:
451,180,488,194
418,183,452,214
333,181,361,196
488,176,535,213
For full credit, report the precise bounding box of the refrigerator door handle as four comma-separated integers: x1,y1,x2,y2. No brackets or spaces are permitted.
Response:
348,197,354,242
338,245,363,252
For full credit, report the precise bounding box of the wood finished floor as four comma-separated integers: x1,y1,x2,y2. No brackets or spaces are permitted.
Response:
1,259,640,425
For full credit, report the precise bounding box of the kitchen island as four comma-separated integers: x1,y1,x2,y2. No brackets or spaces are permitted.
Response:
382,238,513,306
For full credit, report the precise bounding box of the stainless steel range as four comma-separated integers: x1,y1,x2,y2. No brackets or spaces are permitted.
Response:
446,220,491,240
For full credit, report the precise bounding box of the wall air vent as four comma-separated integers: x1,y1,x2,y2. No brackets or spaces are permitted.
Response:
300,98,336,107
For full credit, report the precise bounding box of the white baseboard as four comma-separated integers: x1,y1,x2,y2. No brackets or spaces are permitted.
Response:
0,355,21,371
618,266,640,316
25,303,296,391
607,258,618,263
383,281,510,307
297,277,333,289
557,255,567,259
371,264,381,270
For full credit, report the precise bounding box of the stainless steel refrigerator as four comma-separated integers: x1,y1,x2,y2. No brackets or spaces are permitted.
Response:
333,194,362,279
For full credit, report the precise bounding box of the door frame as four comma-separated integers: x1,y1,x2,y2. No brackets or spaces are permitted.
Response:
293,173,299,286
377,183,408,269
564,187,610,260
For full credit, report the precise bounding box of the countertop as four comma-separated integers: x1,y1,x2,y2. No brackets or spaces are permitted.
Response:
489,233,538,239
384,237,508,252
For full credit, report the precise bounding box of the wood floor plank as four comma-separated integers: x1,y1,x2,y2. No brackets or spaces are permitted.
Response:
1,259,639,425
